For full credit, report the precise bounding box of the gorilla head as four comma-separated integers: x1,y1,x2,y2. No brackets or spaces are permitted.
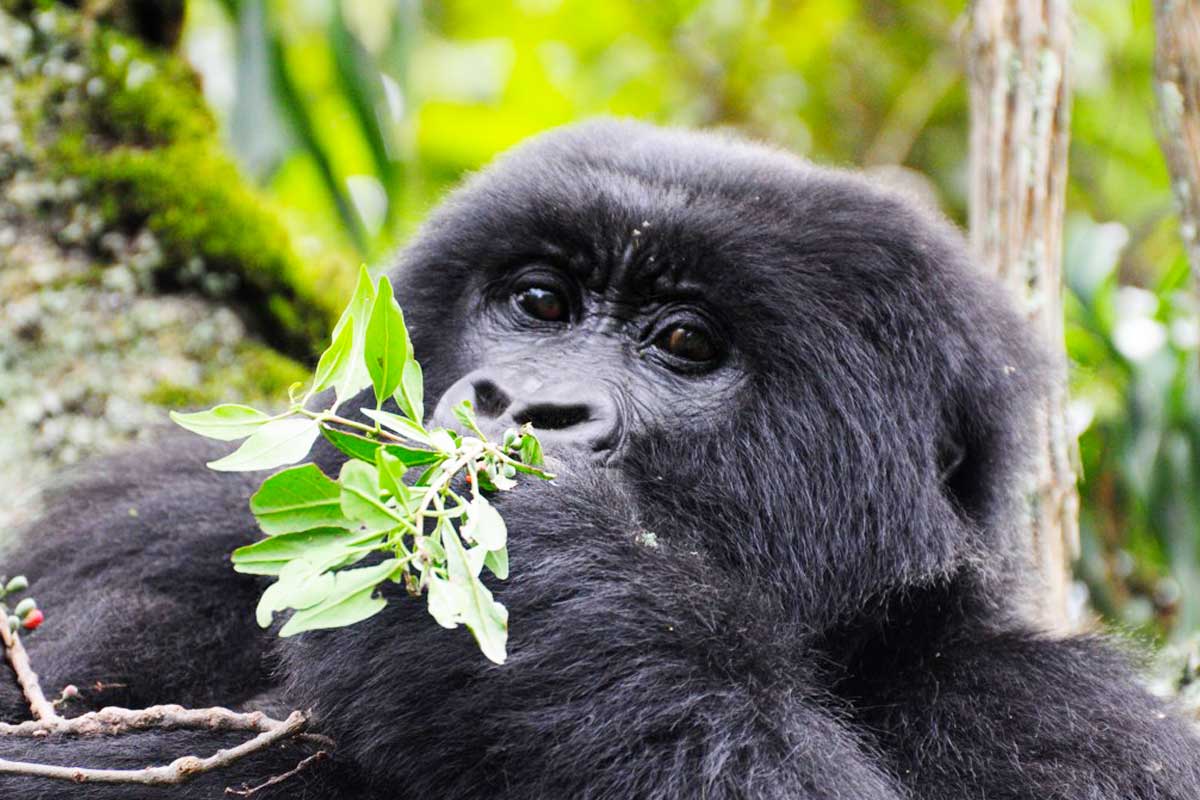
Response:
286,119,1055,796
8,119,1197,800
387,119,1045,620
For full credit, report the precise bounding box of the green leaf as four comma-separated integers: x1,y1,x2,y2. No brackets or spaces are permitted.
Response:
334,265,378,405
311,317,354,395
483,547,509,580
321,426,380,462
364,277,409,409
430,429,457,454
250,464,351,535
321,426,442,467
463,495,506,550
170,404,273,441
207,419,320,472
452,399,484,438
426,572,466,629
375,449,413,508
394,359,425,423
440,521,508,664
279,559,400,636
232,527,379,576
255,559,335,628
340,460,405,530
520,432,544,467
361,408,432,446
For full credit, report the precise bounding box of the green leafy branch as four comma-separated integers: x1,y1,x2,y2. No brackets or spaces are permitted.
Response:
171,266,552,664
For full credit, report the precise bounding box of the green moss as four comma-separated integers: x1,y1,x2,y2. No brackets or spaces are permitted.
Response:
85,28,213,146
143,342,309,410
65,140,336,353
14,4,350,358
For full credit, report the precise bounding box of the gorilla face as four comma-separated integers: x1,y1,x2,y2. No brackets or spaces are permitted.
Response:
426,218,748,462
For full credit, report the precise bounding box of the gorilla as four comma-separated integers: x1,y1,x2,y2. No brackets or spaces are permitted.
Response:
2,119,1198,799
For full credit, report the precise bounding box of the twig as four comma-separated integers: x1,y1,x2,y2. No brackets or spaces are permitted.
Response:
0,704,288,737
225,750,329,796
0,710,308,785
1,614,328,789
0,624,58,722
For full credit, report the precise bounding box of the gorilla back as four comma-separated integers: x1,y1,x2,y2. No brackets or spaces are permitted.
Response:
2,120,1198,800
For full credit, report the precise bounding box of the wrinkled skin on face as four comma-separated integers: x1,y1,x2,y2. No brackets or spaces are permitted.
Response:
2,120,1199,800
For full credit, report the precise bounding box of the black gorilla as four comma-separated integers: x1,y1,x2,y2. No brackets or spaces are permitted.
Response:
2,120,1198,799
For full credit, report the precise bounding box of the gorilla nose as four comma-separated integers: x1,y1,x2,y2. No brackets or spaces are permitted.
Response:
432,371,619,455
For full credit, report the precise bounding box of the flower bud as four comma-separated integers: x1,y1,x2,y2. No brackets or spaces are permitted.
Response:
7,616,19,634
21,609,44,631
13,598,36,618
5,576,28,594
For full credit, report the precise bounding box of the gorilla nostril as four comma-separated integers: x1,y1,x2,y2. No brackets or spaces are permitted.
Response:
472,380,512,419
514,403,591,431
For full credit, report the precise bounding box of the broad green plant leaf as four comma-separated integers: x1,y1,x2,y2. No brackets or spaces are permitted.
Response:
255,559,336,628
339,460,405,530
394,360,424,423
170,404,273,441
463,495,506,550
279,559,400,636
322,426,442,467
332,265,377,405
483,547,509,580
361,408,433,446
207,418,319,472
440,520,508,664
375,450,413,507
365,277,409,408
520,433,544,467
250,464,351,535
310,318,354,396
232,527,380,575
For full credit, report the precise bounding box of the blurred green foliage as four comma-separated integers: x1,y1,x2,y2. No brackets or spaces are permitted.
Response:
181,0,1200,641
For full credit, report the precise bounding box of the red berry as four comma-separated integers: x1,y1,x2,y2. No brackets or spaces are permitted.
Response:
21,609,44,631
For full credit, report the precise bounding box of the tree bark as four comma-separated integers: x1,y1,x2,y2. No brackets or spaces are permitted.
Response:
1153,0,1200,287
966,0,1079,631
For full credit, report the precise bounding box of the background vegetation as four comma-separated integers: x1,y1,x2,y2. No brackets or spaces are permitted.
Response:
162,0,1198,644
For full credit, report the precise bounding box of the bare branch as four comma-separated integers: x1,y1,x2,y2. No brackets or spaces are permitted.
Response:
0,623,59,722
0,710,308,785
1,613,325,789
0,704,288,738
225,750,329,797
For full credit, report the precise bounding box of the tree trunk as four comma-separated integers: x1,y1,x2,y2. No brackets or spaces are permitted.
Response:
966,0,1080,631
0,1,336,532
1153,0,1200,287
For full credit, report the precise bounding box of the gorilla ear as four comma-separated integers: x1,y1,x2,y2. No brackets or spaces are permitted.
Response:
935,410,990,524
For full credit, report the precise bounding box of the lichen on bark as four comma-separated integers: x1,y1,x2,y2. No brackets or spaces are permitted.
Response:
0,1,344,530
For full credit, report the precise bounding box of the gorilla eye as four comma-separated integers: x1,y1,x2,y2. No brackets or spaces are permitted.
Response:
515,285,568,323
655,325,718,363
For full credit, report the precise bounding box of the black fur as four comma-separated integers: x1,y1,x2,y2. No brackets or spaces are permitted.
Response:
2,120,1197,798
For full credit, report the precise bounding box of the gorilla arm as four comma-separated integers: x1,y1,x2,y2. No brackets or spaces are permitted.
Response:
0,440,273,721
280,469,905,800
846,614,1200,800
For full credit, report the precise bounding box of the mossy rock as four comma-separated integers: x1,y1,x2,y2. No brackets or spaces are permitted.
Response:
3,0,347,358
0,2,343,531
